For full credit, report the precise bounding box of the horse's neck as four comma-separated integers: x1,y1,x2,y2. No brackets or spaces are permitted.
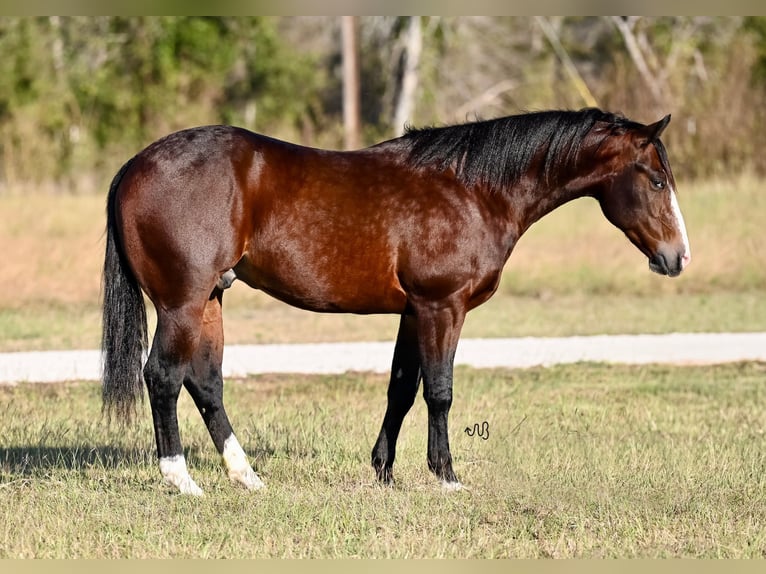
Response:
508,176,593,236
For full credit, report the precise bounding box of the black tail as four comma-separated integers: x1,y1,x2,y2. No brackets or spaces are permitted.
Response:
101,157,147,423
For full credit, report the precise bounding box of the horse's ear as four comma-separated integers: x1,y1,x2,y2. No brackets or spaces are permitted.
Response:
638,114,671,146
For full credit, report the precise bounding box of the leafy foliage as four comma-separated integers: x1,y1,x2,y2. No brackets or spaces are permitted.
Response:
0,17,322,186
0,16,765,189
745,17,766,84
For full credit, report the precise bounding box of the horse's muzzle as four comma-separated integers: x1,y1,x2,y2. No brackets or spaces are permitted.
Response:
649,250,689,277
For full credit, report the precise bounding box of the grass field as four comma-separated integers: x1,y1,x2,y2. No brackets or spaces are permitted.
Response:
2,362,766,558
0,174,764,351
0,176,764,558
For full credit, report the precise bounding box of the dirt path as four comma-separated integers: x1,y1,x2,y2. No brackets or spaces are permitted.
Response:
1,332,764,385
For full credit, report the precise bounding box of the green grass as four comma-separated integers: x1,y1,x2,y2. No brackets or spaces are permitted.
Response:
2,362,766,558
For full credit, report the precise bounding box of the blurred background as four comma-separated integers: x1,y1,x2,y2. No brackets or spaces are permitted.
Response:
2,15,766,190
0,16,764,351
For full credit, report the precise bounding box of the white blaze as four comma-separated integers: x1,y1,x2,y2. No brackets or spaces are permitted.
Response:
223,434,265,490
669,188,691,268
159,455,204,496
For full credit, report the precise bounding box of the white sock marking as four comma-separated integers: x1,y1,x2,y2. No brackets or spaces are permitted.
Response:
223,434,265,490
159,455,204,496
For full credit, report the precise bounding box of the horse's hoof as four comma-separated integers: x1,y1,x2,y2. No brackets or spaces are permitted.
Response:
229,467,265,491
160,455,204,496
179,479,205,497
441,480,464,492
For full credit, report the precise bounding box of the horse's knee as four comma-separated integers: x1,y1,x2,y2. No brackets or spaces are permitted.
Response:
144,354,185,405
423,385,452,413
420,360,454,411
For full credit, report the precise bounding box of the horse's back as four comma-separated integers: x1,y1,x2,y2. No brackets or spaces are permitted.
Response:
112,124,500,315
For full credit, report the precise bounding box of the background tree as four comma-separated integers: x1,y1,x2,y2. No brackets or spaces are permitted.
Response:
0,16,764,191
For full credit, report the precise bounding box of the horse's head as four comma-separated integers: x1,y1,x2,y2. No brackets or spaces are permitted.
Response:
595,115,690,277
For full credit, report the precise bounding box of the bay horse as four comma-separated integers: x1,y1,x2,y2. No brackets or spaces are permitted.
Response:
102,108,690,495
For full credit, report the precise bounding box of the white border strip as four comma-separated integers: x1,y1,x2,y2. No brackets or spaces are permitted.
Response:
1,333,765,385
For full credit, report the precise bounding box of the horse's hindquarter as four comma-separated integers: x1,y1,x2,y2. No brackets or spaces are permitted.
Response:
116,126,254,307
237,141,508,314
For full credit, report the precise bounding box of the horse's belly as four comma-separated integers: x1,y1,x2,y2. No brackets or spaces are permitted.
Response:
233,254,407,314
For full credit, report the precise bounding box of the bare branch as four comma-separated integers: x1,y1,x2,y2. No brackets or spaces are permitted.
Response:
535,16,599,108
453,79,517,122
609,16,667,106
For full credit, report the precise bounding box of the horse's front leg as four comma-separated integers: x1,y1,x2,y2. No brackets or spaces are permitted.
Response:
371,312,421,485
412,297,466,490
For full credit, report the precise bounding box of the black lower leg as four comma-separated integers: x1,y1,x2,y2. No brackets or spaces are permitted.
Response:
183,291,235,454
423,362,458,484
183,365,234,454
143,304,210,495
371,313,421,484
144,351,185,460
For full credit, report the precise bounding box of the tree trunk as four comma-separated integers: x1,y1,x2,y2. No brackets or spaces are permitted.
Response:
342,16,361,149
393,16,423,136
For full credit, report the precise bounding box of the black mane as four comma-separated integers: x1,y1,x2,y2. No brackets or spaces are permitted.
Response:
403,108,642,193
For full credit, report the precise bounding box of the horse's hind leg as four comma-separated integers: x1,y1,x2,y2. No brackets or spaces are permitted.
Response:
144,302,206,496
371,313,421,485
183,289,264,490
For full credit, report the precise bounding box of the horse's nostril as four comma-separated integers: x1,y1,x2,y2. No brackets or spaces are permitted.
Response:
659,254,668,273
649,253,670,275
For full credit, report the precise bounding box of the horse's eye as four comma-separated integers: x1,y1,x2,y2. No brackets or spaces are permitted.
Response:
651,178,665,190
